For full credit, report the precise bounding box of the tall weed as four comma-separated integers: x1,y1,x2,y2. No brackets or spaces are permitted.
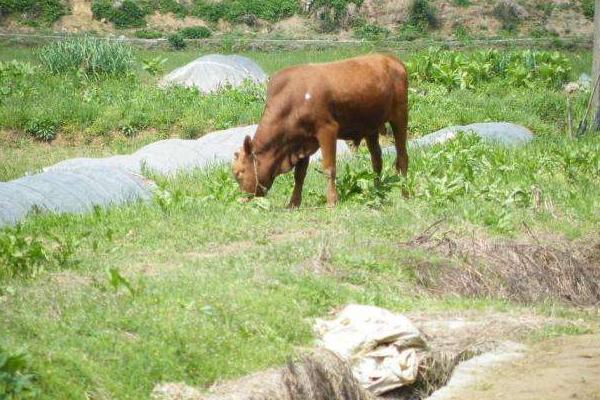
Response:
37,36,135,76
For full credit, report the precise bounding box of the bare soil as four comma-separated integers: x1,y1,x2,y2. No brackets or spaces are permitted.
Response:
440,334,600,400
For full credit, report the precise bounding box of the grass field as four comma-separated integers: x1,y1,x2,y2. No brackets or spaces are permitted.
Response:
1,42,599,399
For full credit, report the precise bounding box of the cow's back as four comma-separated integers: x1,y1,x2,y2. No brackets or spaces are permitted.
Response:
265,54,407,139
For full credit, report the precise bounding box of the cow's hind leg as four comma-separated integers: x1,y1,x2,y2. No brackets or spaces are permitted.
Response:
287,156,309,208
316,122,339,207
390,102,408,177
365,134,382,185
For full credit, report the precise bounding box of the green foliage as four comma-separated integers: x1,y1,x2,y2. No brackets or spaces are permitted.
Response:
396,23,423,41
0,226,49,281
37,36,134,75
0,0,66,24
178,25,212,39
142,56,167,75
452,0,471,7
139,0,187,16
25,117,57,141
336,153,402,208
312,0,363,32
581,0,594,20
0,60,35,104
134,29,163,39
167,32,186,49
106,267,136,296
408,0,438,29
405,133,600,232
352,21,389,41
0,346,37,399
0,226,83,281
91,0,147,28
408,48,571,91
192,0,299,23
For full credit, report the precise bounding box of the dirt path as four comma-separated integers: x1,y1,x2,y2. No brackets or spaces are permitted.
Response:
442,335,600,400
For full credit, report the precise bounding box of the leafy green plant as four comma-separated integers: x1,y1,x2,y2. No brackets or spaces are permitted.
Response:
0,60,35,103
407,48,571,91
0,227,49,281
25,118,57,141
1,226,84,282
336,152,402,208
134,29,163,39
178,25,212,39
201,167,240,203
37,36,134,76
0,346,37,399
168,32,186,50
142,56,167,76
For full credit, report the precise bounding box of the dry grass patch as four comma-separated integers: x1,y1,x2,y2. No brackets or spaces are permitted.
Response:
404,223,600,306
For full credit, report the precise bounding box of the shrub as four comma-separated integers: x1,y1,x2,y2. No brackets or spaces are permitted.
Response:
134,29,163,39
311,0,363,32
0,346,37,399
179,25,212,38
25,118,57,141
90,0,113,20
0,0,66,24
192,0,299,23
493,0,528,31
91,0,147,28
353,22,389,41
581,0,594,20
408,0,438,29
168,32,186,49
37,36,134,75
452,0,471,7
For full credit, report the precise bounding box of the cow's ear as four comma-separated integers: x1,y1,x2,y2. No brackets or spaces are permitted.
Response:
234,151,239,160
243,135,253,155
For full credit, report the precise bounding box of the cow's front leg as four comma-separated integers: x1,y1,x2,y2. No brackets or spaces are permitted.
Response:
287,156,309,208
317,123,339,207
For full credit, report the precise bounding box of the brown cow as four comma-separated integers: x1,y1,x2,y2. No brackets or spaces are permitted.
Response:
232,54,408,207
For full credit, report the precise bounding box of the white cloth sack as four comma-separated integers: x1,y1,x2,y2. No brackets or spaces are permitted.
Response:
314,304,427,395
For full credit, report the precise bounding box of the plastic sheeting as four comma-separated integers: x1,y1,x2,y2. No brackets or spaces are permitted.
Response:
159,54,268,93
0,167,153,227
48,125,350,176
314,304,427,395
408,122,533,148
1,121,532,227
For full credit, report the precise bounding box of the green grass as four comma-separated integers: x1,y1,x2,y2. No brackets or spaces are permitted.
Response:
1,44,599,399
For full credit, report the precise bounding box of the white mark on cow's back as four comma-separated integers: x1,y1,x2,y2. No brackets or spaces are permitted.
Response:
304,92,312,101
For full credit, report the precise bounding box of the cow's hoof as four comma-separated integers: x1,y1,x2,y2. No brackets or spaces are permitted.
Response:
237,197,252,204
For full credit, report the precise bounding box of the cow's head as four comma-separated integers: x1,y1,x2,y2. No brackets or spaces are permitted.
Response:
232,135,272,197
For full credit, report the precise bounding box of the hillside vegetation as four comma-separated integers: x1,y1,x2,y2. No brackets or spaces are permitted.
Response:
0,0,594,41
